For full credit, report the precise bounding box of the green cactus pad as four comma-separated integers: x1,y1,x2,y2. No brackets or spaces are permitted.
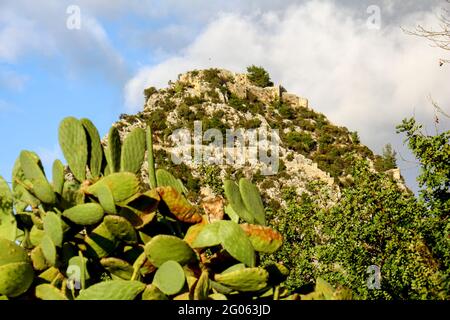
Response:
86,172,139,203
19,151,56,204
85,222,118,258
62,203,104,226
58,117,88,182
214,267,269,292
209,293,228,300
120,127,146,173
118,190,159,229
184,223,207,247
35,284,68,300
103,215,137,245
40,235,57,266
142,284,168,300
61,180,82,208
52,160,65,194
224,204,240,223
194,270,210,300
239,178,266,225
191,222,221,248
145,235,196,267
43,212,63,247
0,239,34,297
31,246,50,271
224,180,254,224
80,118,103,179
77,280,145,300
157,186,202,223
240,223,282,253
146,126,157,189
100,257,134,280
30,226,44,246
0,176,16,241
156,169,187,195
153,260,186,296
218,221,255,267
95,184,117,214
222,263,246,274
106,126,122,173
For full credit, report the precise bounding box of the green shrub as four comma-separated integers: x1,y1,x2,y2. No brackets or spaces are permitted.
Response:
246,65,273,88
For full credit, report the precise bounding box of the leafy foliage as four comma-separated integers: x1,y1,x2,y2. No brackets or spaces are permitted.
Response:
246,65,274,88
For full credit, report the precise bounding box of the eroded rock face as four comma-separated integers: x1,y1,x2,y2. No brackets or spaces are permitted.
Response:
112,68,405,208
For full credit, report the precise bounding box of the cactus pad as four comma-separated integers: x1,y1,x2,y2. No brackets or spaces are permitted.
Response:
224,180,254,224
35,284,68,300
52,160,65,194
153,260,186,296
240,223,282,253
103,215,137,245
0,176,16,241
142,284,168,300
19,151,55,204
106,126,121,173
77,280,145,300
63,203,104,226
214,267,269,292
157,186,202,223
145,235,196,267
120,127,146,173
86,172,139,203
80,118,103,179
58,117,88,182
239,178,266,225
218,221,255,267
0,239,34,297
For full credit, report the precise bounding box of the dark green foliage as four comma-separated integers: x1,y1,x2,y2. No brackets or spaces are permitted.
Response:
374,144,397,172
397,118,450,292
265,161,447,299
246,65,273,88
285,131,317,155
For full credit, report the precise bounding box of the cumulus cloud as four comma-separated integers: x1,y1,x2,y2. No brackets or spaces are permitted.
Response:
0,0,127,83
124,0,450,191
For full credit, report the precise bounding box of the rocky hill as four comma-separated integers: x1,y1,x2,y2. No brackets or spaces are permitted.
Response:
115,67,405,209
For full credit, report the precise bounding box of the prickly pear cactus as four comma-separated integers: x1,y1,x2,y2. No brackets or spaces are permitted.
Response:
0,115,315,301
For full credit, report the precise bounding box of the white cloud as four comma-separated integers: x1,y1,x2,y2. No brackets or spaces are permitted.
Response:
0,1,127,82
124,0,450,191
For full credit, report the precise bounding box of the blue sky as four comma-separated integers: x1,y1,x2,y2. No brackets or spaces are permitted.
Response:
0,0,449,193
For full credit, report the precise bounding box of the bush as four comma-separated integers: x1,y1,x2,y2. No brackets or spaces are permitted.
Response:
285,131,317,155
264,161,447,299
246,65,274,88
